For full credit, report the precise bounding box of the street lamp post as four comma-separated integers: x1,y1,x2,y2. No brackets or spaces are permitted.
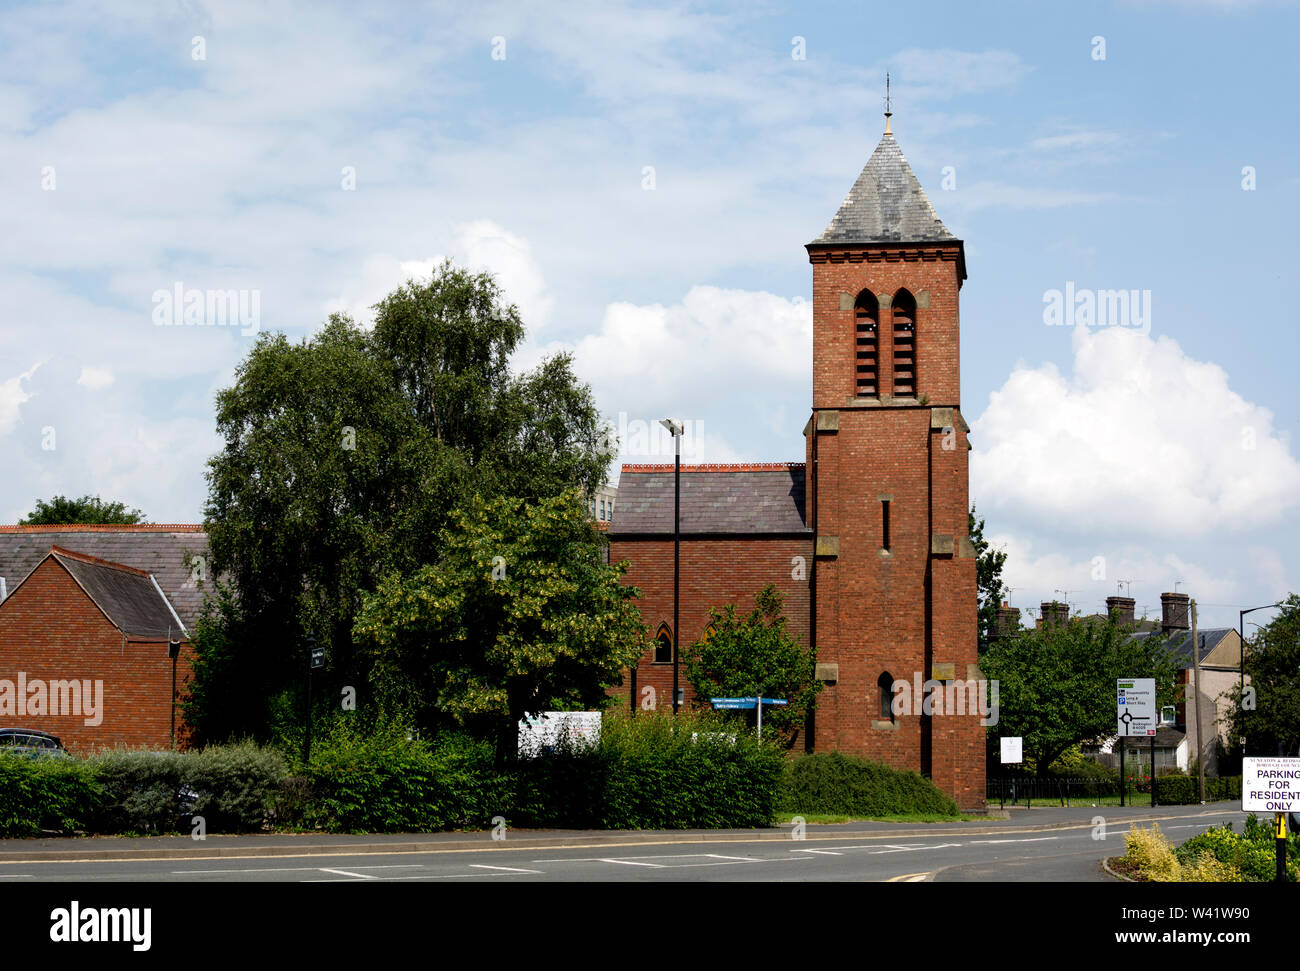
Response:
1239,603,1282,758
660,419,684,715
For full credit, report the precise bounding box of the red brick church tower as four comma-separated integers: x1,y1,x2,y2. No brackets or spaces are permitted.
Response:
804,110,985,809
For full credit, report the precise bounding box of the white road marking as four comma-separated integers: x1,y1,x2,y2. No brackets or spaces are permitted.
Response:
970,837,1058,845
468,864,542,874
173,863,424,876
872,843,961,854
318,868,374,879
598,858,665,867
792,849,844,856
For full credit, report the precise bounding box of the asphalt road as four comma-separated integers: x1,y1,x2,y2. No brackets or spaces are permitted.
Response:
0,802,1250,882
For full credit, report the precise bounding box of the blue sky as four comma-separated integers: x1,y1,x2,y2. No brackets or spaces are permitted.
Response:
1,0,1297,628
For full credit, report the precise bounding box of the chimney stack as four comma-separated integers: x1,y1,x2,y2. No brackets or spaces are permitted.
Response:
1161,592,1190,633
1040,601,1069,627
994,601,1021,641
1106,595,1136,626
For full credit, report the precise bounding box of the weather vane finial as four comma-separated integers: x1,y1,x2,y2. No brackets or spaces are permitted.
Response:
884,72,893,135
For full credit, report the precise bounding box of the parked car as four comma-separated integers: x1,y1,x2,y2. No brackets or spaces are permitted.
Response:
0,728,72,759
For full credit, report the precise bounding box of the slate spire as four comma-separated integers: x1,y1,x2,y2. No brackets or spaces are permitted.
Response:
811,123,956,246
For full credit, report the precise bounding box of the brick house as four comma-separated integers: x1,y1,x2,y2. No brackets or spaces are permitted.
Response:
0,526,208,752
609,118,987,809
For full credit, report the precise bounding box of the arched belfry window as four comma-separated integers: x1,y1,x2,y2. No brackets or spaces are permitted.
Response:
878,671,895,721
654,623,673,664
853,290,879,397
892,289,916,398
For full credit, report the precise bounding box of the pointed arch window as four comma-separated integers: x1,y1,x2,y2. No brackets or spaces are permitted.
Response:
654,623,674,664
892,289,916,398
878,671,896,721
853,290,879,397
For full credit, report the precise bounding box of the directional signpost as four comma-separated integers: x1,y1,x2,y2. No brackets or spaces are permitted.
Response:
710,696,787,739
1117,678,1157,807
1243,757,1300,882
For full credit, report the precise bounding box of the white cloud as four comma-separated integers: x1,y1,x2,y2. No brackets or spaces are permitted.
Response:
0,363,41,435
323,221,554,332
76,366,114,390
972,325,1300,537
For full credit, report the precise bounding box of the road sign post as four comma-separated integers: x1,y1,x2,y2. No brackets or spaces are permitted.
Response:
305,635,325,765
1243,757,1300,882
1117,678,1157,808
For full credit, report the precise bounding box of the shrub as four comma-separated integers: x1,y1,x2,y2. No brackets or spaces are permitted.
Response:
1155,774,1195,805
0,754,102,837
1121,822,1182,881
182,741,288,832
778,751,960,817
299,717,503,833
86,749,188,834
514,710,784,830
1167,817,1295,882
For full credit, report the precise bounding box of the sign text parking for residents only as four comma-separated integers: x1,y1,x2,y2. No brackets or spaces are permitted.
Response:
1243,757,1300,813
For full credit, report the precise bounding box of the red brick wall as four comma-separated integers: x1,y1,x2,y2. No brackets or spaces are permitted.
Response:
808,246,965,409
0,557,195,754
608,536,813,714
808,243,986,810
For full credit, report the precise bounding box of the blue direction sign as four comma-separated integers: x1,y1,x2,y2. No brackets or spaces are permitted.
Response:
760,699,788,706
711,698,757,709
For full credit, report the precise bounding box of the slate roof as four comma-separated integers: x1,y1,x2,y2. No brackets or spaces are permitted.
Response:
1130,628,1235,670
47,548,187,639
608,464,809,536
0,526,209,631
811,132,957,246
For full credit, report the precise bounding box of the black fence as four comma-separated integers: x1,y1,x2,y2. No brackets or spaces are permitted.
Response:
987,776,1146,809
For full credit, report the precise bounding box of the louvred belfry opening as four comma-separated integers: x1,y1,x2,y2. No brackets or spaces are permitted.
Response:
854,290,879,397
892,289,916,397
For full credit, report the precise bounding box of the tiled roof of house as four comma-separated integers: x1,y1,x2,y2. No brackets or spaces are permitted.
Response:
46,547,187,639
0,526,209,630
810,132,958,247
1130,628,1235,670
609,463,809,536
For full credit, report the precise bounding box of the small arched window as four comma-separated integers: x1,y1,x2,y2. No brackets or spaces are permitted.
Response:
654,623,673,663
878,671,895,721
892,289,917,398
853,290,879,397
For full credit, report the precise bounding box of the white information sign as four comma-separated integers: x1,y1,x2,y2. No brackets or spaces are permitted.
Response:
1116,678,1157,737
1000,737,1023,764
518,711,601,758
1242,757,1300,813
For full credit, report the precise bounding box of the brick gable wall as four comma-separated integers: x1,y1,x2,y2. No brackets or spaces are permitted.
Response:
0,557,194,753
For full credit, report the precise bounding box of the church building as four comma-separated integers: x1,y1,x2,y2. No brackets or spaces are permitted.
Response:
609,111,986,810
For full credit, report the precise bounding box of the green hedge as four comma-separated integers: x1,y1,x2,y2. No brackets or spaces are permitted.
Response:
778,752,960,817
0,754,103,837
1155,775,1242,805
513,711,784,829
296,721,506,833
0,743,288,837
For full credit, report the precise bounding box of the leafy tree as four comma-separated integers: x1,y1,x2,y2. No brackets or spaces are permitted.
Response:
1225,594,1300,757
969,504,1008,652
19,495,145,525
353,491,648,764
979,612,1179,773
195,260,614,743
683,584,820,746
199,313,452,739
